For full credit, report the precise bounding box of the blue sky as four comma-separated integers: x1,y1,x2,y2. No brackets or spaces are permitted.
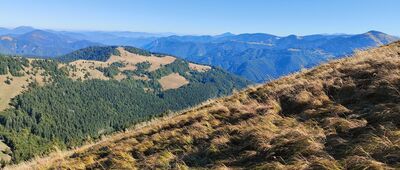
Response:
1,0,399,36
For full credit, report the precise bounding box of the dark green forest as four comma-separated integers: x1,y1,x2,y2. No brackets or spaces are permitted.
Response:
0,56,29,76
57,46,120,62
0,51,250,163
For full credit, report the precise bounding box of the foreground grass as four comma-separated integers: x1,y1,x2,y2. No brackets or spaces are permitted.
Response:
9,41,400,169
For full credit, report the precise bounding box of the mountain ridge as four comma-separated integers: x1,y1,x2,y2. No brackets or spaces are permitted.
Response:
0,26,36,35
144,31,399,82
0,30,100,57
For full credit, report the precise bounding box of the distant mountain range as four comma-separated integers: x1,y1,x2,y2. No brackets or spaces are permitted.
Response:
0,28,100,56
0,26,398,82
0,26,37,35
144,31,399,82
0,26,174,53
53,30,174,47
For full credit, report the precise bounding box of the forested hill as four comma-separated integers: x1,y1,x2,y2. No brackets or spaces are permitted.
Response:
24,41,400,169
0,46,250,166
57,46,159,62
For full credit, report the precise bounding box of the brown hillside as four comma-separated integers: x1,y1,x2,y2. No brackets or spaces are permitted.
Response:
12,41,400,169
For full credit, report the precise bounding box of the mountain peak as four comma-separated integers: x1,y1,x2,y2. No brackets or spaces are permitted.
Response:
361,30,399,45
11,26,36,34
215,32,235,38
13,26,35,30
365,30,385,35
20,29,64,41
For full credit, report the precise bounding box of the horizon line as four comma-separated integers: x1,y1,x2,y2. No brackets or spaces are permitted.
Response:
0,25,395,37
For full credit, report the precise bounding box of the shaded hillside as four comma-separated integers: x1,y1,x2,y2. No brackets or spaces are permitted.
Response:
0,30,99,57
28,41,400,169
144,31,399,82
0,47,249,165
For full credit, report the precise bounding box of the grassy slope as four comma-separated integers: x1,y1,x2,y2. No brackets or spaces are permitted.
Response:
13,42,400,169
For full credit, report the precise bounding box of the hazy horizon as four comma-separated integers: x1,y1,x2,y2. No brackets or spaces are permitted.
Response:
1,0,399,36
0,25,395,37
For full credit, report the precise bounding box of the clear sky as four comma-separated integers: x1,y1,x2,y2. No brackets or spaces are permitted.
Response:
1,0,399,36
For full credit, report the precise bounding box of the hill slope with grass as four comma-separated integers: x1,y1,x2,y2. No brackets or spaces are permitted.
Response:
21,41,400,169
0,46,249,166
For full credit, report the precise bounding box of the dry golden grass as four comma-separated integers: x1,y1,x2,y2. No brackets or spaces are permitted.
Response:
132,75,149,81
109,47,176,72
67,60,110,80
113,73,127,81
189,63,211,72
0,64,46,111
158,73,189,90
9,41,400,169
0,141,11,163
